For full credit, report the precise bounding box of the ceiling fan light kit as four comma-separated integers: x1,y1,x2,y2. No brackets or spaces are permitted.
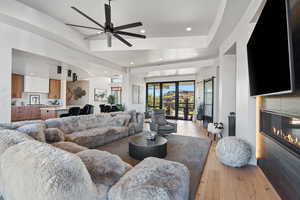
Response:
66,0,146,47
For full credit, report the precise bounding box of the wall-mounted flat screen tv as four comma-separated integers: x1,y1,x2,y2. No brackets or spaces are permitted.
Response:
247,0,300,96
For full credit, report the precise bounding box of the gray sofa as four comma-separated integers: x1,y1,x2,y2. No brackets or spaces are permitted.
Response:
0,127,190,200
0,110,144,148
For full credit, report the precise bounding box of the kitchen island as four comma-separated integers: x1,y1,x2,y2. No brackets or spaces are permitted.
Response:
40,107,69,120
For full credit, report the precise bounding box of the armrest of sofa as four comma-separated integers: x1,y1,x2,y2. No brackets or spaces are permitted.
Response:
108,157,190,200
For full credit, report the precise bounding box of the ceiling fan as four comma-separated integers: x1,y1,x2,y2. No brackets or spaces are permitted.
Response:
66,0,146,47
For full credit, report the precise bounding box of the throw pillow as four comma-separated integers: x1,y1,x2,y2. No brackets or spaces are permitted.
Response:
17,123,46,142
52,142,88,153
109,115,131,127
77,150,132,186
44,128,65,143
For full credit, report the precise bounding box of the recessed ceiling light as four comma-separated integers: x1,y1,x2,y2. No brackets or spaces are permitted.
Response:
186,27,192,32
159,58,163,61
140,29,146,34
130,62,134,65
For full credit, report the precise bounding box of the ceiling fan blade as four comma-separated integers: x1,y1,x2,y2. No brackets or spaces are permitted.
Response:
105,4,111,25
107,33,112,47
114,31,146,39
84,32,104,40
65,23,103,31
114,22,143,31
113,34,132,47
71,6,105,29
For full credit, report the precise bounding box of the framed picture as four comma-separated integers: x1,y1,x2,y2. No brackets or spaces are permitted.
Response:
94,89,107,102
29,95,40,105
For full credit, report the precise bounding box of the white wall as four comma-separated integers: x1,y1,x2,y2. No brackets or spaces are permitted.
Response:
145,75,196,83
0,20,116,122
218,55,237,136
219,0,266,165
122,69,146,113
88,77,111,114
0,48,12,122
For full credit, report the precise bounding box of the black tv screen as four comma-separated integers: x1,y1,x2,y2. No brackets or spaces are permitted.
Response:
247,0,295,96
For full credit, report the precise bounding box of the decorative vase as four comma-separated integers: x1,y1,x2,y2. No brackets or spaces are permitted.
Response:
146,131,157,141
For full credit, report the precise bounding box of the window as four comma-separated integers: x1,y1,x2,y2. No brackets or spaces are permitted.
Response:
111,87,122,104
146,81,195,120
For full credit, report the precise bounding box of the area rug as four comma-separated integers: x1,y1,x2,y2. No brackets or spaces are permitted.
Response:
97,134,211,200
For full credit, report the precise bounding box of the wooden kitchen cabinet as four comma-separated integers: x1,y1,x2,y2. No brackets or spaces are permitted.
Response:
11,105,46,122
12,74,24,98
49,79,61,99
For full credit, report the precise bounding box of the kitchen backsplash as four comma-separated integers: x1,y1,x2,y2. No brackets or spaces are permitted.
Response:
12,92,62,106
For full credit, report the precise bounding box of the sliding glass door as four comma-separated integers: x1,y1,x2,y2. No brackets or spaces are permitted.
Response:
162,82,176,118
178,81,195,120
203,78,214,127
147,83,161,110
146,81,195,120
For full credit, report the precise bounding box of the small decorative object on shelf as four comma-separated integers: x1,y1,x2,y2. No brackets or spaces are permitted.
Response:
145,130,157,141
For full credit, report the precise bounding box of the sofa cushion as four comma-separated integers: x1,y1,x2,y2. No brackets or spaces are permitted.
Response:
45,116,81,134
45,128,65,143
0,129,33,156
46,115,113,134
0,120,44,130
109,115,131,127
0,141,101,200
77,150,132,187
65,127,110,148
104,127,129,145
17,123,46,142
108,157,190,200
52,141,88,153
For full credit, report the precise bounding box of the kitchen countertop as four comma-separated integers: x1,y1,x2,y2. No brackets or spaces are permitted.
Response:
40,107,68,111
40,105,83,111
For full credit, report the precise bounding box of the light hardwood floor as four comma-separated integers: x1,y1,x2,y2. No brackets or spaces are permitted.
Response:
174,120,281,200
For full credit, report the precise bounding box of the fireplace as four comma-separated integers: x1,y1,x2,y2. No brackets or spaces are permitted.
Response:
259,110,300,199
260,110,300,156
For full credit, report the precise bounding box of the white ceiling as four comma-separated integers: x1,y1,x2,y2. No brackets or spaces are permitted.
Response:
96,48,218,67
16,0,221,37
14,0,252,77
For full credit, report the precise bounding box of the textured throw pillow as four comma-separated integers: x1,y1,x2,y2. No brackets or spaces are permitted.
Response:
17,123,46,142
109,115,131,127
77,150,132,186
52,142,88,153
44,128,65,143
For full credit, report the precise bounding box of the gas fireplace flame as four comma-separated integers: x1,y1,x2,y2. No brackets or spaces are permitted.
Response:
272,127,300,148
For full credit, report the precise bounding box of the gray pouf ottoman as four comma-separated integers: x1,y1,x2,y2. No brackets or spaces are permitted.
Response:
216,137,251,167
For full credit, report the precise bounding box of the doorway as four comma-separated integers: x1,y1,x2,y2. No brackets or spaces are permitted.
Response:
146,81,195,120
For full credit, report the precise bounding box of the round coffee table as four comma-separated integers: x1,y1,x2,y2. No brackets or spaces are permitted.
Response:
129,135,168,160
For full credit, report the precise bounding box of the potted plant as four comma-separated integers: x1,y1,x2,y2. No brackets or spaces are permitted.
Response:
107,95,116,105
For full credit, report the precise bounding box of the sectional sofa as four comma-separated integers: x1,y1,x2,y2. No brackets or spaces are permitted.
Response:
0,110,190,200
